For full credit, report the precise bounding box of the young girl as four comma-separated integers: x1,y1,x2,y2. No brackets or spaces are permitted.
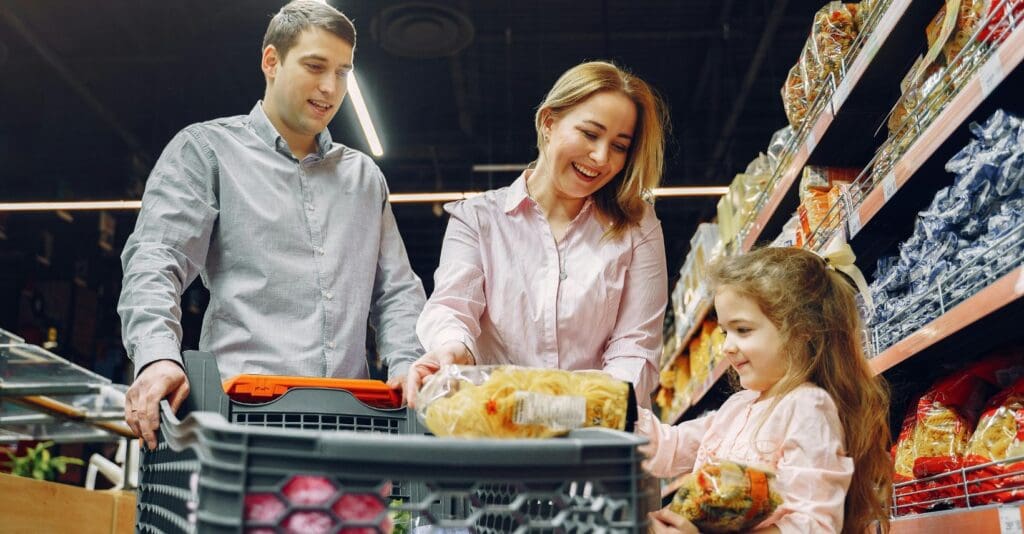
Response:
642,247,891,534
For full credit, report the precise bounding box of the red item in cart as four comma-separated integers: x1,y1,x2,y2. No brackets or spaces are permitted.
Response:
223,375,402,408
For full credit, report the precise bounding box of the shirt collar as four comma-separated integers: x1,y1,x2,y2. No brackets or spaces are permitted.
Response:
503,171,533,213
248,101,333,158
504,168,597,222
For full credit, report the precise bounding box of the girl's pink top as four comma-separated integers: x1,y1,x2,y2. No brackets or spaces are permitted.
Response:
638,383,854,533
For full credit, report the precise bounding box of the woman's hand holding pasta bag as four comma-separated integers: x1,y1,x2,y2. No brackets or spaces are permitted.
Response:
404,340,475,408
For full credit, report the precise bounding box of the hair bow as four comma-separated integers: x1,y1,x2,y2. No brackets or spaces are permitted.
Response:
817,241,873,311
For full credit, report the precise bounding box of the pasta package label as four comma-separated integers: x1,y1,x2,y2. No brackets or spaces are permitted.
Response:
668,460,782,534
417,365,636,439
512,392,586,430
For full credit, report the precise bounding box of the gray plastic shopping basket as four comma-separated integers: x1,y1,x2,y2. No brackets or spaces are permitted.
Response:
136,351,653,533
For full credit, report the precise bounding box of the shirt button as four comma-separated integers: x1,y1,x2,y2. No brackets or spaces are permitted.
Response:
307,204,315,212
323,291,334,300
327,341,336,349
316,246,325,255
559,271,567,281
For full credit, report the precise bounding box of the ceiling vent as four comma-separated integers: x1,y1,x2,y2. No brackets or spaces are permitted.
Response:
373,3,474,58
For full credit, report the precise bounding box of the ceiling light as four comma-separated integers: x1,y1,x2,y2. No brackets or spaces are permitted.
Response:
0,201,142,212
347,71,384,157
0,186,726,213
653,186,730,197
389,192,482,203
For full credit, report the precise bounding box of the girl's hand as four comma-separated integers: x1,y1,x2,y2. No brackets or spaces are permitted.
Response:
648,508,700,534
403,341,474,408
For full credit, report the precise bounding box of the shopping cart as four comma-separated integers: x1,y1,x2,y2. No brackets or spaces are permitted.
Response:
136,351,653,533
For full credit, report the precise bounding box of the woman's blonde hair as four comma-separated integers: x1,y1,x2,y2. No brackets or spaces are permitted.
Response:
534,61,668,239
709,247,892,534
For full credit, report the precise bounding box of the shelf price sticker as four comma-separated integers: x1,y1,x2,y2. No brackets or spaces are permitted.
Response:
999,506,1023,534
980,55,1005,100
882,171,898,202
843,190,862,239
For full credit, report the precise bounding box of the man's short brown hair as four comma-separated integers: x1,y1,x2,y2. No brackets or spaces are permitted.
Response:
263,0,356,60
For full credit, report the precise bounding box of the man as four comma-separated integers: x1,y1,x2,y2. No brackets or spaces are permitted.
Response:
119,0,425,449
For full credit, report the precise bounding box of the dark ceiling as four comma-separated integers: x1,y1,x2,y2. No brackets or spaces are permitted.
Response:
0,0,826,316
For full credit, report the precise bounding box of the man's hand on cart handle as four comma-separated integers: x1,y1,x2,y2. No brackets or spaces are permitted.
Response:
403,341,475,409
125,360,190,450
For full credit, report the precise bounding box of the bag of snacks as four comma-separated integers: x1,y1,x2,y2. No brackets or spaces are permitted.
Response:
964,377,1024,504
782,63,809,129
800,37,825,109
668,460,783,533
854,0,878,32
416,365,637,438
811,2,860,82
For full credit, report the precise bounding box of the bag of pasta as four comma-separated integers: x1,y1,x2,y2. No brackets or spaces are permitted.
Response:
416,365,637,438
911,369,992,479
891,401,927,515
782,63,809,129
811,3,860,82
668,460,783,533
964,377,1024,504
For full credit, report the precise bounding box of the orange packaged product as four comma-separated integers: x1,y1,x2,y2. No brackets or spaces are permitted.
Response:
223,375,402,408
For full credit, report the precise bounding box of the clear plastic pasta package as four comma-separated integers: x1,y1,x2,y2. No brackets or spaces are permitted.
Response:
416,365,637,439
811,2,860,81
800,37,825,110
854,0,878,32
668,460,783,534
782,63,809,129
766,126,795,174
963,376,1024,505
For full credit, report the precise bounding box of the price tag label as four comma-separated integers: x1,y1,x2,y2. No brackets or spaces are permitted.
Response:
999,506,1023,534
980,55,1005,99
882,171,898,202
847,209,862,239
805,130,817,155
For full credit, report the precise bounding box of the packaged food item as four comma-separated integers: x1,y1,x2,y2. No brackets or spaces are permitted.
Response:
945,0,1024,64
416,365,636,438
800,37,825,109
854,0,878,32
966,379,1024,461
766,126,795,174
963,376,1024,504
811,2,860,81
668,460,783,533
782,63,809,129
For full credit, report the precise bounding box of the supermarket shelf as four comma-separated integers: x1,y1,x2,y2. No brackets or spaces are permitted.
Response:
666,358,731,425
659,299,713,374
739,0,933,251
891,503,1024,534
869,266,1024,376
848,23,1024,244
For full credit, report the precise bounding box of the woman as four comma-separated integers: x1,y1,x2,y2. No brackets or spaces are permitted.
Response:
406,61,669,408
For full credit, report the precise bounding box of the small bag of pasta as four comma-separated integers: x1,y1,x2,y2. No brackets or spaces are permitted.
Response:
416,365,637,438
668,460,783,533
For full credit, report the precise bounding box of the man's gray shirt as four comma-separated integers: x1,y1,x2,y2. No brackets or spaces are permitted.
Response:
118,103,426,381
